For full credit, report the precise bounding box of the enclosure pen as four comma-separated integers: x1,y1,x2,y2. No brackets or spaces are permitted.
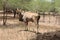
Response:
0,0,60,40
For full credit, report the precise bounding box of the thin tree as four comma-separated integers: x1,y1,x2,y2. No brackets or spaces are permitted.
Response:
2,0,8,25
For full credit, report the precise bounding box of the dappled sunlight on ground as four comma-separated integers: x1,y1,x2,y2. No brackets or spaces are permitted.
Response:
0,13,60,40
0,21,60,40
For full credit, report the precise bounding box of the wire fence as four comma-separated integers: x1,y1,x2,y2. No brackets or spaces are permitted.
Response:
0,11,60,26
40,12,60,26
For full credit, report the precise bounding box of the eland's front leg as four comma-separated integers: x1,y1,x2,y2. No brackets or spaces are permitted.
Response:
24,18,29,31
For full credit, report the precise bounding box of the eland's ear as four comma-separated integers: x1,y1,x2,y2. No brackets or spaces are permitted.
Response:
21,11,25,15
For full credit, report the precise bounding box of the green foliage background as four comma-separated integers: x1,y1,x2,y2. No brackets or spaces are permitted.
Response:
0,0,60,12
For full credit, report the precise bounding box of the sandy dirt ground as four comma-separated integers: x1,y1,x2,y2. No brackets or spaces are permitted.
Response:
0,13,60,40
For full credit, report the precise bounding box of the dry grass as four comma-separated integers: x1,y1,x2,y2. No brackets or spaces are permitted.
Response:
0,13,60,40
0,19,60,40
